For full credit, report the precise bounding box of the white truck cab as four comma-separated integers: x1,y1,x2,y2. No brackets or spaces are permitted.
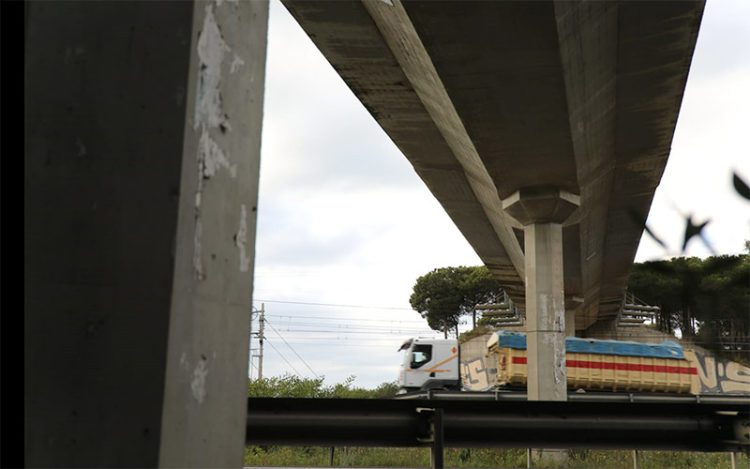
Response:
396,338,461,393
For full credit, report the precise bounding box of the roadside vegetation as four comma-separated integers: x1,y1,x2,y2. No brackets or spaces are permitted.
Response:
246,376,747,469
408,250,749,364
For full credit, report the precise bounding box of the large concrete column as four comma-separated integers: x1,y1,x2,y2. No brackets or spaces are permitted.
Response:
503,187,579,401
25,1,268,467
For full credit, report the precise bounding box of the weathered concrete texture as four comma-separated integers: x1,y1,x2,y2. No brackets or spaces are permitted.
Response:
585,322,678,344
25,1,267,467
282,0,705,331
523,223,567,401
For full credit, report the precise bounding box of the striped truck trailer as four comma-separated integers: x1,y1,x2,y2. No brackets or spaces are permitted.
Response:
487,331,697,394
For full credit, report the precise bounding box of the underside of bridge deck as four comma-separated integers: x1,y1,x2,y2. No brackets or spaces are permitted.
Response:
281,0,705,332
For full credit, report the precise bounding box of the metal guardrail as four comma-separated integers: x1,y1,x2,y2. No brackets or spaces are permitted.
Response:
246,396,750,468
396,389,750,405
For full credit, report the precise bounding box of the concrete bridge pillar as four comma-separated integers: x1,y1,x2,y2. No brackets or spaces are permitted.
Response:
25,1,268,467
503,187,579,401
565,309,576,337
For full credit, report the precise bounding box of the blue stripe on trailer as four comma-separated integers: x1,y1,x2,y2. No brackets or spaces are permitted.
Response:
493,331,685,359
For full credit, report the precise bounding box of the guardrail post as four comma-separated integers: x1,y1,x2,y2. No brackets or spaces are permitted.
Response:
417,407,444,469
526,448,532,468
431,408,444,469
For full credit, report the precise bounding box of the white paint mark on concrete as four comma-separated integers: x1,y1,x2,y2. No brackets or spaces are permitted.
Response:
230,54,245,74
193,220,205,281
76,137,87,157
190,358,209,404
198,127,237,179
193,127,234,282
195,188,202,211
539,294,549,322
180,352,189,371
194,4,231,130
378,0,394,5
553,339,566,385
236,204,251,272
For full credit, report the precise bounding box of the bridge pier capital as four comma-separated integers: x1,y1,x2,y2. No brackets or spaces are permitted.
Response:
501,185,580,226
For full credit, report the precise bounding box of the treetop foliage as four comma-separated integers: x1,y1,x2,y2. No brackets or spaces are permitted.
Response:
409,266,504,337
409,254,748,361
627,254,749,362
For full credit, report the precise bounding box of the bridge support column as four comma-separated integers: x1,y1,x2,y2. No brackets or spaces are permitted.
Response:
565,309,576,337
25,1,268,467
524,222,567,400
503,187,579,401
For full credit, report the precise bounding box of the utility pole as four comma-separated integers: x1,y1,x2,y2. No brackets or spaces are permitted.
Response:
248,301,253,380
258,303,265,380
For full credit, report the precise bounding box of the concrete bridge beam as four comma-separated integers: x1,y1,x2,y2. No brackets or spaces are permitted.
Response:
25,1,268,466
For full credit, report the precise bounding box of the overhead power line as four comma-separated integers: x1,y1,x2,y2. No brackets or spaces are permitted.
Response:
254,299,412,311
274,328,434,335
265,321,432,333
266,313,425,324
265,319,321,379
264,338,305,377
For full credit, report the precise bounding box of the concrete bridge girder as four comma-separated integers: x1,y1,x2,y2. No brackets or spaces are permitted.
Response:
282,0,705,332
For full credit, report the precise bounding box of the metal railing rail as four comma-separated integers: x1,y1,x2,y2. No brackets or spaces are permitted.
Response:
618,291,661,327
246,396,750,469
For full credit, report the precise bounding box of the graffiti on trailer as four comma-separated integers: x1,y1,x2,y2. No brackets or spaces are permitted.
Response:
460,356,497,391
684,349,750,394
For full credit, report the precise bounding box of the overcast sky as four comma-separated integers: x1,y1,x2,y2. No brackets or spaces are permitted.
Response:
250,0,750,388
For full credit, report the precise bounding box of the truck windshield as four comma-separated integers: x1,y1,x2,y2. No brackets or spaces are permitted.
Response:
410,344,432,368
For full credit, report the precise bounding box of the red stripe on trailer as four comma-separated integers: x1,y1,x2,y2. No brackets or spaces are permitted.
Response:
511,356,697,375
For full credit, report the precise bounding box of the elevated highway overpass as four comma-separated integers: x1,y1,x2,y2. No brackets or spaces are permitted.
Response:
281,0,705,335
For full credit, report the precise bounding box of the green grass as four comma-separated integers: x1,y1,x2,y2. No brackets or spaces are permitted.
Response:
244,446,748,469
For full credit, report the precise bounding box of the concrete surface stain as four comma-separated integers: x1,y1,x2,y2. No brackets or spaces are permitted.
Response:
199,128,236,179
236,204,250,272
191,358,209,404
195,3,230,130
193,220,205,281
76,137,87,157
230,54,245,74
191,3,240,281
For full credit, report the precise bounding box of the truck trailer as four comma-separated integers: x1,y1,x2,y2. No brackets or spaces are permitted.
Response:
397,331,697,394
